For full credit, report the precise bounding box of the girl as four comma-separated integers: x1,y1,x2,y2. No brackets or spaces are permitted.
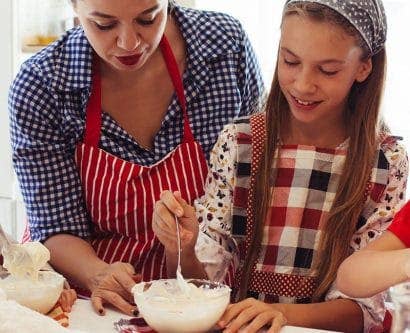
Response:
337,200,410,298
9,0,263,316
153,0,408,332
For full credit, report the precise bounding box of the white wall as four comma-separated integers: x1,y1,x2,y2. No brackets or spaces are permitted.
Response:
195,0,284,84
0,0,17,237
0,0,14,198
383,1,410,150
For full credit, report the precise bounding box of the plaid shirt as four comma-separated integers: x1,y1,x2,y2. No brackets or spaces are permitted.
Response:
194,114,408,333
9,6,264,242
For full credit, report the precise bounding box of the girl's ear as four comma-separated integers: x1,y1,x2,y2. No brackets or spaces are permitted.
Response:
355,57,373,83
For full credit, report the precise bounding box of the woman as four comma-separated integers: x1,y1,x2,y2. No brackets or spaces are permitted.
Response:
153,0,408,332
8,0,264,316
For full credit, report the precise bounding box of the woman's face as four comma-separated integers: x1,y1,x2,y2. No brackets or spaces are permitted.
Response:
278,14,372,126
73,0,168,71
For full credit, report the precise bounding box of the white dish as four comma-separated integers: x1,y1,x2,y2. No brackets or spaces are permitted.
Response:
0,270,64,313
133,278,231,333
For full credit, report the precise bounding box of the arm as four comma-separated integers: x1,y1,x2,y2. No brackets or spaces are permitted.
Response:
329,142,409,331
9,62,137,315
45,234,110,292
153,190,207,279
219,298,363,333
45,234,138,315
153,124,238,281
337,223,410,298
279,299,363,333
193,124,239,283
336,147,410,299
9,62,91,243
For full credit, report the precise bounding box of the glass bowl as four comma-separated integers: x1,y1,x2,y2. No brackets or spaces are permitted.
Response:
0,270,64,313
132,278,231,333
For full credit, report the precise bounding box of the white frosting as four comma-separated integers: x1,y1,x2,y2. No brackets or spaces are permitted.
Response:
175,269,191,295
2,242,50,280
0,271,64,314
0,288,6,301
0,242,63,313
133,279,230,333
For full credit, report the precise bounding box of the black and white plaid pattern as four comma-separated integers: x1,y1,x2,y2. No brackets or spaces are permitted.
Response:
8,6,264,242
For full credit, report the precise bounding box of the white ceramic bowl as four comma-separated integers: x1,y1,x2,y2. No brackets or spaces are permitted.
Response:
0,270,64,313
133,279,231,333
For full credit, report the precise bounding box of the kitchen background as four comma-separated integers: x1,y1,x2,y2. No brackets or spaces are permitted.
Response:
0,0,409,240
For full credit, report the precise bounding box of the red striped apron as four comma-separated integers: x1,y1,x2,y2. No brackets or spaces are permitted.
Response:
75,36,208,281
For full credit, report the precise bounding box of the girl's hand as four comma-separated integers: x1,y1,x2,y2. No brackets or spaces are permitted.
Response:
58,288,77,312
153,190,199,254
218,298,287,333
89,262,141,316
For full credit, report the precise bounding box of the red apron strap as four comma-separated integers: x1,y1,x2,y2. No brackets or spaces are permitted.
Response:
84,55,102,147
83,36,193,147
159,35,194,143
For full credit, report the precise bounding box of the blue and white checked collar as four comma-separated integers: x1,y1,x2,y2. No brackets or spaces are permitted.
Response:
30,5,241,93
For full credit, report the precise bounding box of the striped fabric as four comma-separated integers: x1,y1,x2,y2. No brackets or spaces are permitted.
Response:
75,141,207,280
231,113,393,303
74,36,209,282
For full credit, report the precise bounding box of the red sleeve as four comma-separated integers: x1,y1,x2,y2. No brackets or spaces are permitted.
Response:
388,200,410,247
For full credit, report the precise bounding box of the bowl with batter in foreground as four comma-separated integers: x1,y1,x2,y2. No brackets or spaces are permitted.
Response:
132,278,231,333
0,270,64,314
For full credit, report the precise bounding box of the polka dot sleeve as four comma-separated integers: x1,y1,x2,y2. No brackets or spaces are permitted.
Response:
351,140,408,250
193,124,240,282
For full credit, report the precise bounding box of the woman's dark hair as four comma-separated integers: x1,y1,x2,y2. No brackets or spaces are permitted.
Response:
71,0,176,12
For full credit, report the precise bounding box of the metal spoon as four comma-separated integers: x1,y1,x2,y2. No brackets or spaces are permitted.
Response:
174,215,190,294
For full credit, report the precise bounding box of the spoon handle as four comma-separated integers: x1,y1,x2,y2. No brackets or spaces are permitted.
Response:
175,215,182,272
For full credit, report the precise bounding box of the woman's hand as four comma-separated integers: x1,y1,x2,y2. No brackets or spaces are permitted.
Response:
89,262,141,316
153,191,199,255
58,288,77,312
218,298,287,333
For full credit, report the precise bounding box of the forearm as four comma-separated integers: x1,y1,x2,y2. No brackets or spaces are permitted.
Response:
337,248,410,298
45,234,108,291
165,250,207,279
279,299,363,333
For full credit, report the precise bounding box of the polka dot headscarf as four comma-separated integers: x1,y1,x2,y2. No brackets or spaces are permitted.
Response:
285,0,387,55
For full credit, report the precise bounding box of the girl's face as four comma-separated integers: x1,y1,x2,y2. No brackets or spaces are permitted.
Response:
73,0,168,71
278,14,372,126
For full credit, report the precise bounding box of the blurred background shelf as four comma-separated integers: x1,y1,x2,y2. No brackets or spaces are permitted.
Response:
21,45,47,53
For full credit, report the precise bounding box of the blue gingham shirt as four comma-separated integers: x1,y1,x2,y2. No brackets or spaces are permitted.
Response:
9,6,264,242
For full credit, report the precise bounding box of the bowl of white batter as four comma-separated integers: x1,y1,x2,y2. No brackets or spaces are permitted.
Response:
132,278,231,333
0,270,64,314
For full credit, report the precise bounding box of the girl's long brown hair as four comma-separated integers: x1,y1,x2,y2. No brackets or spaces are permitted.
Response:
238,3,387,301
